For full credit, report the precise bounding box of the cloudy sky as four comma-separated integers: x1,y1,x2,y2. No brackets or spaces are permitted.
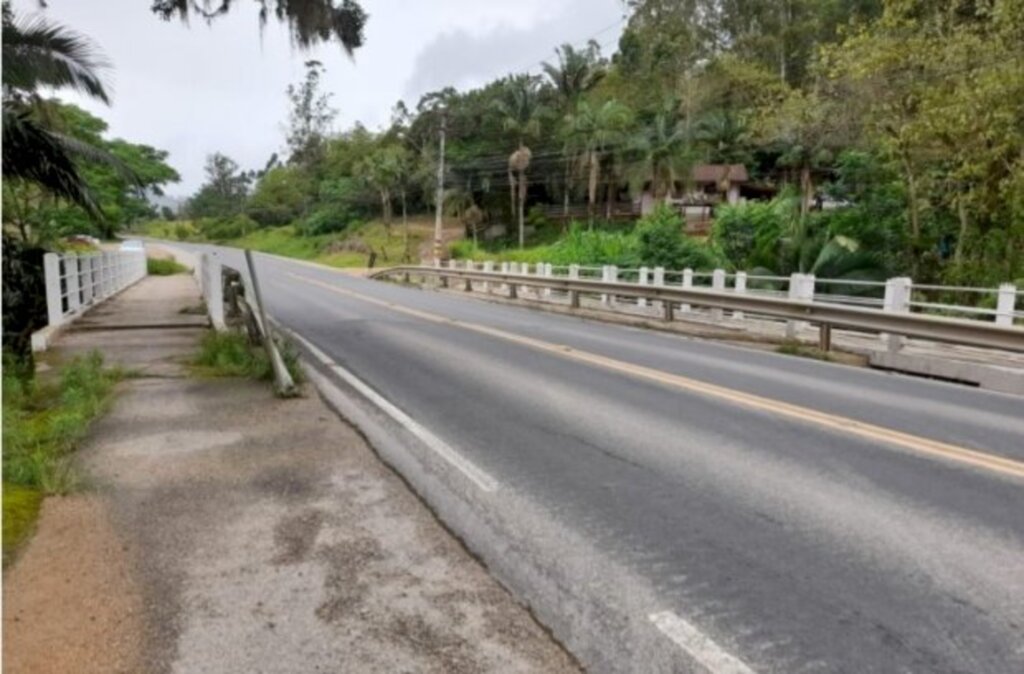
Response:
19,0,626,196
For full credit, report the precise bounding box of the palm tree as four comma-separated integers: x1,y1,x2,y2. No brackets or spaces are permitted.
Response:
630,105,693,202
694,110,751,165
566,100,633,226
541,41,605,105
492,75,545,248
543,41,605,217
2,5,128,220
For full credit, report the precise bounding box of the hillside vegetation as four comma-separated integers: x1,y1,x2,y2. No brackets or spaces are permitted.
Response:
154,1,1021,290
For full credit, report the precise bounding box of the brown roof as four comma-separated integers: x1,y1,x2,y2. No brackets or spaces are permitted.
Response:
691,164,749,184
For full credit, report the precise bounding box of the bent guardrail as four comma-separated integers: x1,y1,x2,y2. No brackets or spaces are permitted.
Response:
370,265,1024,354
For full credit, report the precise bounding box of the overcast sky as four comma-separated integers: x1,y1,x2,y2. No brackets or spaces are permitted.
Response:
19,0,626,196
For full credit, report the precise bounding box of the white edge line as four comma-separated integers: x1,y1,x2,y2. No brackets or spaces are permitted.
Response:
275,322,499,493
649,611,758,674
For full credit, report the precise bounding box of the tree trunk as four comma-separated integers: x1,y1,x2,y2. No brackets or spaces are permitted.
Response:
587,150,599,227
401,188,409,261
954,193,968,268
563,159,571,222
606,174,614,219
508,168,516,228
900,150,921,275
518,166,527,249
800,165,813,218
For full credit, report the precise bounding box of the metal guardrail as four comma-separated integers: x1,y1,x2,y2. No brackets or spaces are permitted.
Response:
196,251,296,396
371,265,1024,354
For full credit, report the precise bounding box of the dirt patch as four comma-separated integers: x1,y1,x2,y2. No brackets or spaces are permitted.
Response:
2,494,144,674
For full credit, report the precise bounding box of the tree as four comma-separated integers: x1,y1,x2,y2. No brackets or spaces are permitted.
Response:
630,103,693,201
493,75,546,247
566,100,633,225
285,60,337,171
3,102,178,241
187,153,249,219
1,4,133,218
246,165,311,226
544,41,606,217
151,0,367,54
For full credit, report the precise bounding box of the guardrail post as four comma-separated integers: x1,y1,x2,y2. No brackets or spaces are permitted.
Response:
543,263,553,298
733,271,747,320
482,260,494,291
652,266,665,312
996,283,1017,326
66,255,81,314
600,265,610,304
638,266,649,307
711,269,726,320
608,265,619,305
681,268,693,313
881,276,911,351
43,253,64,327
786,273,808,339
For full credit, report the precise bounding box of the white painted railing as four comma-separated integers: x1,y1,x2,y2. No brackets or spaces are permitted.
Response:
451,260,1021,327
42,250,147,328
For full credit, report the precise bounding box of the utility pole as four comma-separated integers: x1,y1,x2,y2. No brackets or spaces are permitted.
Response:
432,110,446,265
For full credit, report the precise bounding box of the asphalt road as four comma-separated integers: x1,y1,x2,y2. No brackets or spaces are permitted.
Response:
174,244,1024,673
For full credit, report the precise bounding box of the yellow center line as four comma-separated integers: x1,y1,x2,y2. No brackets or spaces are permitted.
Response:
287,272,1024,481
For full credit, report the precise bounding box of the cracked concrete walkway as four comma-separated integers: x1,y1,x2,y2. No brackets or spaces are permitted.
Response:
3,261,577,673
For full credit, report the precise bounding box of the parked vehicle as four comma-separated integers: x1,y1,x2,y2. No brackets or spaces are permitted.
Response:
119,239,145,252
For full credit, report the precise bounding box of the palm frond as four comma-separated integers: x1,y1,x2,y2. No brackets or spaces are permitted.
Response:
2,12,111,103
2,108,101,216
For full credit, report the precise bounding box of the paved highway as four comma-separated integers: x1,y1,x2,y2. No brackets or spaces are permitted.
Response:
177,244,1024,673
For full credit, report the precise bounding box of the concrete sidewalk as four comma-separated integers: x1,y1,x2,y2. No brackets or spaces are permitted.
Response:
3,264,576,673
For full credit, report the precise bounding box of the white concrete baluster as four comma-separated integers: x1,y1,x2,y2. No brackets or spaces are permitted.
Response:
681,268,693,313
711,268,726,321
638,266,649,307
483,260,494,292
995,283,1017,327
66,256,81,314
881,276,912,351
43,253,63,327
733,271,747,320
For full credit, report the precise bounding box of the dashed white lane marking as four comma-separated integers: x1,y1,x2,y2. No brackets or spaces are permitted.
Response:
278,324,499,493
649,611,758,674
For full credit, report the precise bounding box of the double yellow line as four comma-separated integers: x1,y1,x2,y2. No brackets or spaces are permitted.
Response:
290,272,1024,481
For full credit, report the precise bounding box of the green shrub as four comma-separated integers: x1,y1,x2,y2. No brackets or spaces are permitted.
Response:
637,204,722,270
147,258,189,275
712,199,787,269
449,239,484,260
298,208,355,236
197,214,258,241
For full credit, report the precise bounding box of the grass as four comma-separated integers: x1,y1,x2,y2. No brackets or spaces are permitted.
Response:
147,257,190,275
3,484,43,560
230,220,427,269
2,351,122,562
192,331,303,385
138,216,433,269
